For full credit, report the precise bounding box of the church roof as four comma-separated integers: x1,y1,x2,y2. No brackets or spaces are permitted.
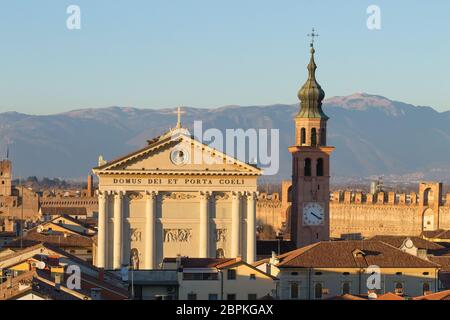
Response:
93,127,262,176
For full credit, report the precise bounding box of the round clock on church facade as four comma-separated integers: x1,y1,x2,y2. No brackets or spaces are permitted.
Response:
303,202,325,226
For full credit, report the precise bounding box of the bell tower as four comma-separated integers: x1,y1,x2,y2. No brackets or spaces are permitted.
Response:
289,30,334,247
0,159,12,196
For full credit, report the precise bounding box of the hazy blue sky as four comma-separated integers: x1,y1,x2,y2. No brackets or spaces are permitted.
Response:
0,0,449,114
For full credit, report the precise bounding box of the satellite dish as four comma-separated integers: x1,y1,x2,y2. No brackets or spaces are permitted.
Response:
36,261,46,270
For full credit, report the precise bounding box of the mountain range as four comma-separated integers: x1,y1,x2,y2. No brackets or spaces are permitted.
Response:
1,93,450,184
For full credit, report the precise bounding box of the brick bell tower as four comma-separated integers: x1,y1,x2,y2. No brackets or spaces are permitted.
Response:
289,30,334,248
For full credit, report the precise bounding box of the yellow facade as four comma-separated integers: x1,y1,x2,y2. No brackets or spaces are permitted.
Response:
177,262,278,300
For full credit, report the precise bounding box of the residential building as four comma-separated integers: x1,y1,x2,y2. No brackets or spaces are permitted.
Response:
255,240,440,300
163,257,278,300
0,243,128,300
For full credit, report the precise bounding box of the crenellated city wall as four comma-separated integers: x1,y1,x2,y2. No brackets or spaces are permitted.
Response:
256,182,450,240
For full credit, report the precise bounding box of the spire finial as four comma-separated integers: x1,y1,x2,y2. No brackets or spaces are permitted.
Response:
296,28,328,120
307,28,319,48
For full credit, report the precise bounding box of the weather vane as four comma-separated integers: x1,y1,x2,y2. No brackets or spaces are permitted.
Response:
307,28,319,47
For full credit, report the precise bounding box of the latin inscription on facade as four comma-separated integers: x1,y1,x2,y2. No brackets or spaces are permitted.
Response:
108,178,248,186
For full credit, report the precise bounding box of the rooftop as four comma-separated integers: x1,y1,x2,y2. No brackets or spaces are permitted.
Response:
272,241,440,269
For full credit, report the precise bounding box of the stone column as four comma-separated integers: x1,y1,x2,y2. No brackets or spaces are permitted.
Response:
97,191,107,268
113,191,123,270
231,192,241,258
199,192,210,258
246,192,257,263
145,191,157,269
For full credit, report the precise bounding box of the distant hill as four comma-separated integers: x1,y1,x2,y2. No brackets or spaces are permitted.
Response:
1,93,450,183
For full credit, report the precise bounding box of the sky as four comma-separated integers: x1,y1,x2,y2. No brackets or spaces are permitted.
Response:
0,0,449,114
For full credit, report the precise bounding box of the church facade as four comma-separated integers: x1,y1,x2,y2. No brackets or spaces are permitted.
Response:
93,122,261,270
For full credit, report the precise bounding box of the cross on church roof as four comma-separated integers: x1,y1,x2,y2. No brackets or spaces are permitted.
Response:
307,28,319,48
175,106,186,129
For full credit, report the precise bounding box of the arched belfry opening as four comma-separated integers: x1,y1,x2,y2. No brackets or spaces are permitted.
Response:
304,158,312,177
316,158,324,177
301,128,306,145
311,128,317,146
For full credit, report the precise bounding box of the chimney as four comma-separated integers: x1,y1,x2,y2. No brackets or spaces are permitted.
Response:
176,254,182,272
98,268,105,281
87,175,94,197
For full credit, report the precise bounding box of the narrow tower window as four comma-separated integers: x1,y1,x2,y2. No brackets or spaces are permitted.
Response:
300,128,306,145
311,128,317,146
304,158,312,177
317,158,324,177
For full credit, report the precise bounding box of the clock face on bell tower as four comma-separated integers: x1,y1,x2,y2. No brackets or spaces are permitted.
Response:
288,31,335,248
303,202,325,226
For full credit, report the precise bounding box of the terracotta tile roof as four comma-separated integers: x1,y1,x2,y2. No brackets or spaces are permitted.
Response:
414,290,450,300
0,243,46,262
275,241,440,269
215,258,243,269
369,235,445,250
0,243,128,300
328,294,367,300
41,207,87,216
163,257,278,280
23,228,93,247
429,256,450,272
163,257,235,268
252,259,270,268
422,230,450,240
50,215,96,231
376,292,405,300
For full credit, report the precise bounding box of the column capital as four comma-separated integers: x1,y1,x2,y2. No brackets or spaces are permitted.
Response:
146,191,158,199
199,191,211,200
98,191,107,198
246,191,258,200
114,190,124,198
232,191,242,199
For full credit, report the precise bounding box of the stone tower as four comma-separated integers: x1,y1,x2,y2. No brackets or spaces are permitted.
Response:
0,160,12,196
289,38,334,248
419,182,442,231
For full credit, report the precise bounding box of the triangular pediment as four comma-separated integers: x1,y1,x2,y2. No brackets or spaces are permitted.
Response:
93,132,261,175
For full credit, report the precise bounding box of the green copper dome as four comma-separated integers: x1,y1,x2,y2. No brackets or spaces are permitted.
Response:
296,47,328,120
